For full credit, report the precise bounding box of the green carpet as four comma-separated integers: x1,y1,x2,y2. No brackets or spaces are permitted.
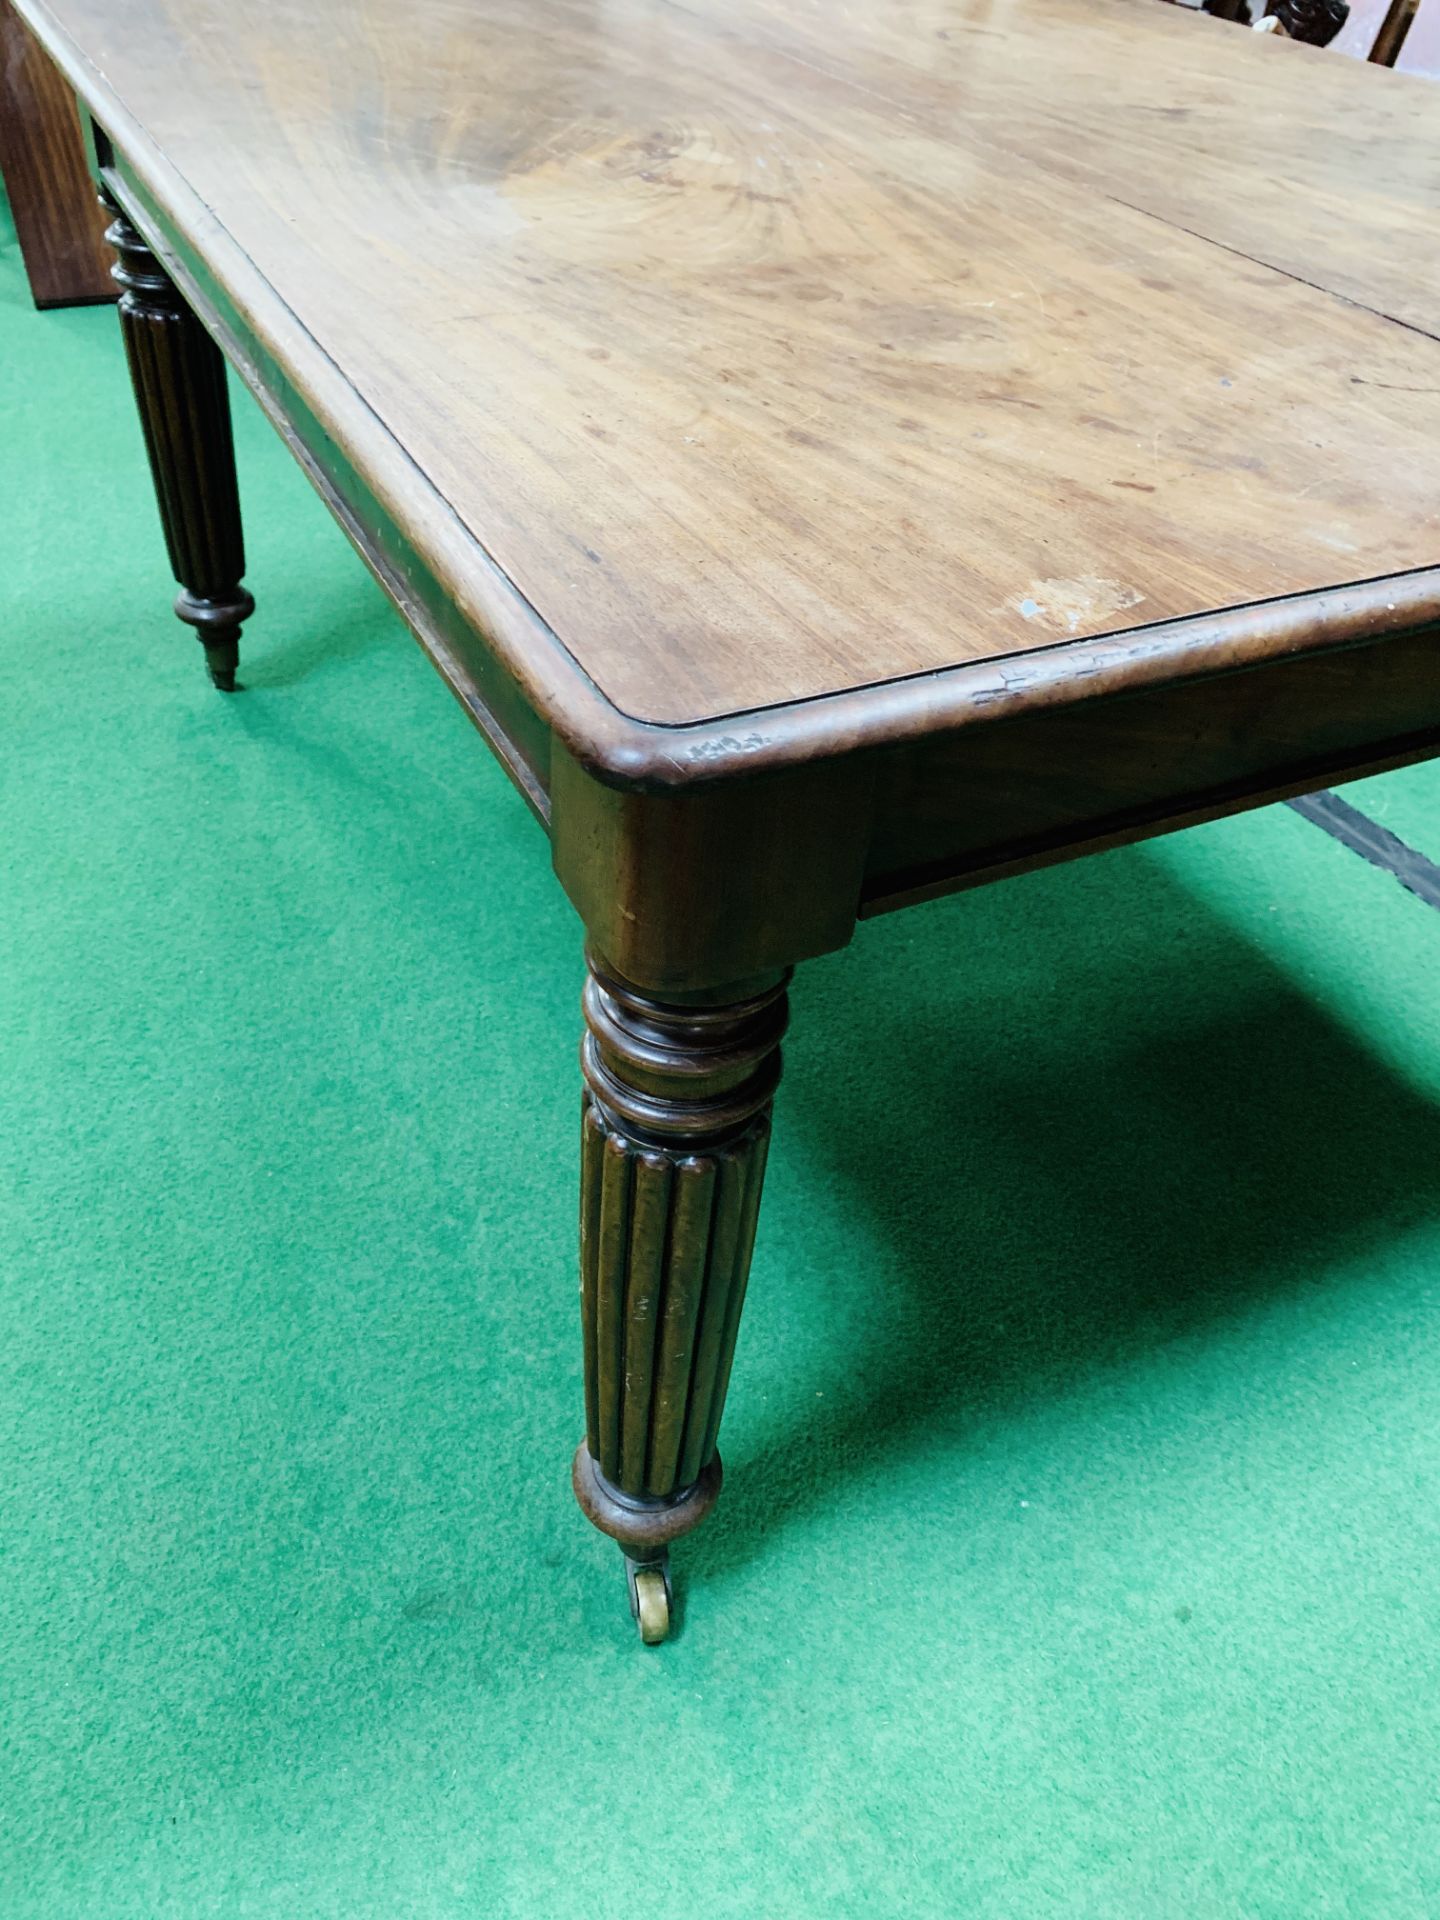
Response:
4,187,1440,1920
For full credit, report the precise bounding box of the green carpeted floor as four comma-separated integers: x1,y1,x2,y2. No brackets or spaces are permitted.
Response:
5,187,1440,1919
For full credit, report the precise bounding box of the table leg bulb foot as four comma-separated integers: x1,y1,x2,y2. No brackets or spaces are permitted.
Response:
175,589,252,692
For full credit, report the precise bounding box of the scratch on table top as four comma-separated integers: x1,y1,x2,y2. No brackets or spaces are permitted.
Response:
1015,575,1146,636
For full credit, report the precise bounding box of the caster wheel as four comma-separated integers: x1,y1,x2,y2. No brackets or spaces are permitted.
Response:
633,1567,670,1645
626,1560,672,1645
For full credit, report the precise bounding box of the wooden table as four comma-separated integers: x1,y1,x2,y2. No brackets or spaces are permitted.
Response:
17,0,1440,1644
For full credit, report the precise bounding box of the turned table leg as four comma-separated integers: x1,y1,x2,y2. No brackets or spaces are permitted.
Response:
572,952,789,1644
101,190,253,690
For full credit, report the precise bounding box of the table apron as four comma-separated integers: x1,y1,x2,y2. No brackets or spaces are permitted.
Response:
861,625,1440,915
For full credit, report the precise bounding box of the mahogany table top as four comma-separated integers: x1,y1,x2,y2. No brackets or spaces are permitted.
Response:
19,0,1440,740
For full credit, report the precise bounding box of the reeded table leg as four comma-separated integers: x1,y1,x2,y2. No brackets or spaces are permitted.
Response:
572,952,789,1644
102,190,253,689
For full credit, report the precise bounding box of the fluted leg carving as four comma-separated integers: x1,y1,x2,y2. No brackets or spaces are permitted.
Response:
572,953,789,1635
102,192,253,690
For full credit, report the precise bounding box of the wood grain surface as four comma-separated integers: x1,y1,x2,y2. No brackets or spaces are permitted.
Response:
0,0,111,305
15,0,1440,726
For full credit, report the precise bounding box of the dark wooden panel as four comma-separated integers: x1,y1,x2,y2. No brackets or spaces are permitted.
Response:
550,745,873,992
0,0,110,306
861,626,1440,910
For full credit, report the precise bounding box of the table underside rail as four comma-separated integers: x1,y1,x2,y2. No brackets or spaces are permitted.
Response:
859,631,1440,916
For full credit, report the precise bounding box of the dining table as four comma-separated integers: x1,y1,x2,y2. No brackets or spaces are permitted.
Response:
14,0,1440,1643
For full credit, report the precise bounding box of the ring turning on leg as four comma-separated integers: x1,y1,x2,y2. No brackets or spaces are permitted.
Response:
573,953,789,1642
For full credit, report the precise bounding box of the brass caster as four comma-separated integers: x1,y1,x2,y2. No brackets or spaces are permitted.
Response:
625,1554,672,1646
634,1569,670,1645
